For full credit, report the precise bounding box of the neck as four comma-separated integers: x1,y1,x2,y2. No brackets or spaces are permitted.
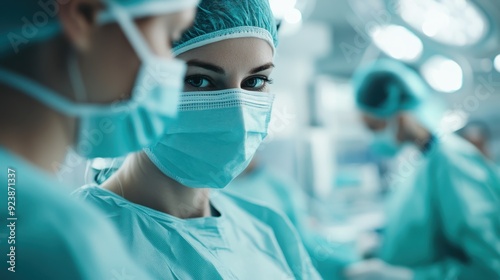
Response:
0,41,76,173
103,152,212,219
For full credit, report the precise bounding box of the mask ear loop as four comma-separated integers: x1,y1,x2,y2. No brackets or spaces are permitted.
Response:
67,51,87,103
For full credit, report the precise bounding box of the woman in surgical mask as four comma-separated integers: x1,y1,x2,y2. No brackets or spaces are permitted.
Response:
344,60,500,280
0,0,197,279
74,0,321,278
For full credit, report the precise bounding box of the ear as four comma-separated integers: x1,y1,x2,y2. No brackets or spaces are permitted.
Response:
58,0,103,51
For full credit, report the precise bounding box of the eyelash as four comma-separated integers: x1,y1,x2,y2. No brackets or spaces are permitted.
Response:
185,75,216,89
184,75,274,91
250,76,274,84
244,76,273,91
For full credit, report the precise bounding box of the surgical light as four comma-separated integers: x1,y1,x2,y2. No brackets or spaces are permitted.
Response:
370,25,423,62
494,54,500,73
421,56,463,93
398,0,487,46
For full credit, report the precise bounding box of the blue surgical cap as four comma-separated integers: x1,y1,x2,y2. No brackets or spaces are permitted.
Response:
353,59,447,133
352,59,430,118
0,0,199,58
172,0,278,56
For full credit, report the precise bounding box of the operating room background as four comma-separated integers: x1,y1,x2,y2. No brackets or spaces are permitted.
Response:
58,0,500,252
263,0,500,197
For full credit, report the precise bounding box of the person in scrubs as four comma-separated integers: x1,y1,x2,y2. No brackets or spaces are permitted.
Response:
74,0,321,278
345,60,500,280
0,0,197,279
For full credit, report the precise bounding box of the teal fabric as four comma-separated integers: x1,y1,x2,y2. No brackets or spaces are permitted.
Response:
0,59,186,158
352,60,430,119
0,0,193,159
0,0,199,58
225,168,358,280
172,0,278,55
73,185,321,279
144,89,274,189
352,59,445,136
381,134,500,279
370,118,402,157
0,147,153,280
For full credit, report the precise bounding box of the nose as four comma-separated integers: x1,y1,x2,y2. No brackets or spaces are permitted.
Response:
224,76,242,90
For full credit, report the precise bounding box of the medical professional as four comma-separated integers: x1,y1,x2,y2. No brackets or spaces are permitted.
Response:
345,60,500,280
74,0,322,278
0,0,197,279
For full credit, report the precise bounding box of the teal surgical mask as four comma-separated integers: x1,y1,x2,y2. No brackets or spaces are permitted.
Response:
371,119,401,158
145,89,275,189
0,2,187,158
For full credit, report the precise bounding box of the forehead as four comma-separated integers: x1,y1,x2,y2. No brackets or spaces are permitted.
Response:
177,38,274,70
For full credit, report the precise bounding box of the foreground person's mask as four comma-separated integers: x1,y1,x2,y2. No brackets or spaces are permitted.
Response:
145,89,274,188
0,1,187,158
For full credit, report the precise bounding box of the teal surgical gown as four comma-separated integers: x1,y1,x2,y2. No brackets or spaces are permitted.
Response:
0,147,152,279
73,185,321,280
381,134,500,279
225,168,357,280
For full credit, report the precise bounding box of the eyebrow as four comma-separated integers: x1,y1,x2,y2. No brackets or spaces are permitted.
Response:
186,60,275,75
249,62,275,74
187,60,225,74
